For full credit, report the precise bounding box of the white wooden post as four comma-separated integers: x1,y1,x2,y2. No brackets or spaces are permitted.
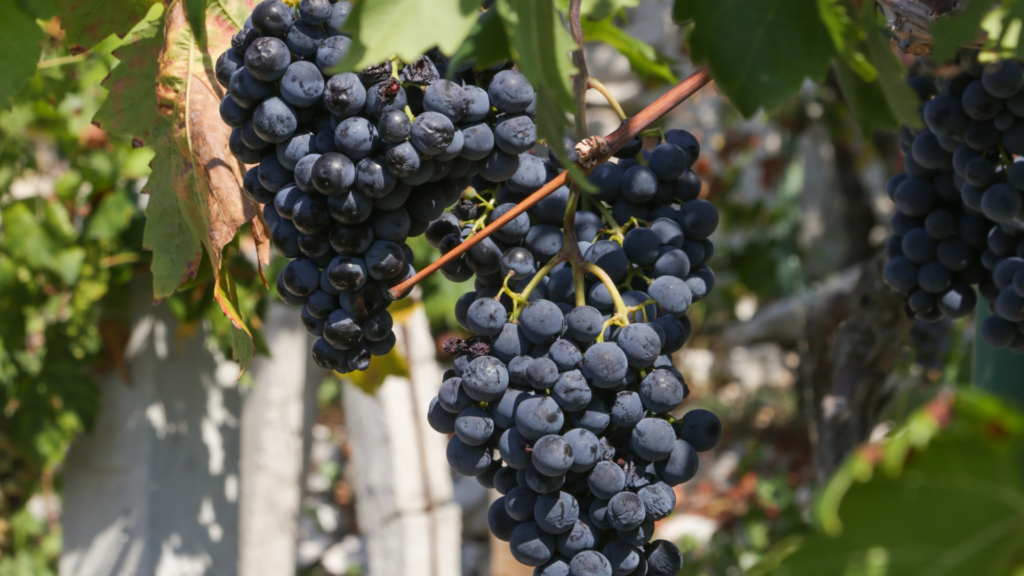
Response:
341,301,461,576
239,303,321,576
59,290,242,576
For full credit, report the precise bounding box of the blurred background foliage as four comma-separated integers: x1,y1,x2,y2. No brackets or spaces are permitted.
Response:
0,21,271,574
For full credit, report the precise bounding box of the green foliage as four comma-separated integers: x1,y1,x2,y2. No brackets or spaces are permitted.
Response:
832,2,923,136
496,0,578,168
0,0,46,108
448,8,511,73
816,0,875,82
566,0,642,21
581,17,678,84
339,0,481,70
931,0,993,62
756,391,1024,575
673,0,921,137
674,0,837,117
54,0,158,49
0,41,145,572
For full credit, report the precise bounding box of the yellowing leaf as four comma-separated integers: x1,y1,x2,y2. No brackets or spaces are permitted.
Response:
215,265,255,376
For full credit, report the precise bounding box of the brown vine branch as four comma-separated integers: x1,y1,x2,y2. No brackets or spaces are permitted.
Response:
876,0,965,55
387,65,712,300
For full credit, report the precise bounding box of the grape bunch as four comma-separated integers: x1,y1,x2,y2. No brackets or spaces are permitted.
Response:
425,129,723,576
883,50,1024,351
215,0,542,372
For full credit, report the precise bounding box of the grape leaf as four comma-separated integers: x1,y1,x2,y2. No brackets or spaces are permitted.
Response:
673,0,836,117
0,0,45,108
861,3,923,130
580,0,640,20
448,8,511,73
581,17,678,84
94,6,164,139
56,0,159,50
816,0,875,82
340,0,481,71
185,0,209,44
931,0,995,63
556,0,641,21
14,0,59,19
834,59,899,137
497,0,577,173
755,391,1024,576
97,0,259,372
215,265,255,378
128,1,257,301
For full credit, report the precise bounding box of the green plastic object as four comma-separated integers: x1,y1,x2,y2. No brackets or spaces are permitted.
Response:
973,300,1024,407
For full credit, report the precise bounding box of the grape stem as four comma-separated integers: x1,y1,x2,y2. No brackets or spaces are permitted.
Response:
387,65,712,300
588,78,628,121
509,251,571,320
591,200,624,241
567,0,590,310
584,262,629,319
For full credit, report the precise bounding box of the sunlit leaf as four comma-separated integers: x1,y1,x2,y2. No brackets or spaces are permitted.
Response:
581,17,678,84
340,0,480,70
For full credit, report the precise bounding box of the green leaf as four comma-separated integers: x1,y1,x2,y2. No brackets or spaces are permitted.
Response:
86,189,136,241
340,0,480,70
861,3,923,130
0,0,44,108
112,0,256,300
673,0,837,117
214,266,255,377
497,0,578,171
14,0,59,19
184,0,209,44
931,0,995,63
2,203,59,270
580,0,640,20
448,9,511,73
1,203,85,284
834,59,899,137
498,0,576,111
816,0,875,81
50,247,86,285
93,5,164,137
581,17,678,84
143,143,204,298
56,0,159,50
761,391,1024,576
556,0,641,20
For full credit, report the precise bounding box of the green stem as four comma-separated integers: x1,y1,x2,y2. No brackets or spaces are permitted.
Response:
592,201,625,242
38,53,89,69
563,185,588,308
588,78,627,121
512,251,569,320
584,262,629,320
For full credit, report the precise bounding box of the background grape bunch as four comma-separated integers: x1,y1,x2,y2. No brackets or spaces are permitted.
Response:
425,128,723,575
884,49,1024,351
216,0,541,373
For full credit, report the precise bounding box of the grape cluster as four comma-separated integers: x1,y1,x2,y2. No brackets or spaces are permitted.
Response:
216,0,539,372
883,50,1024,351
426,130,722,575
